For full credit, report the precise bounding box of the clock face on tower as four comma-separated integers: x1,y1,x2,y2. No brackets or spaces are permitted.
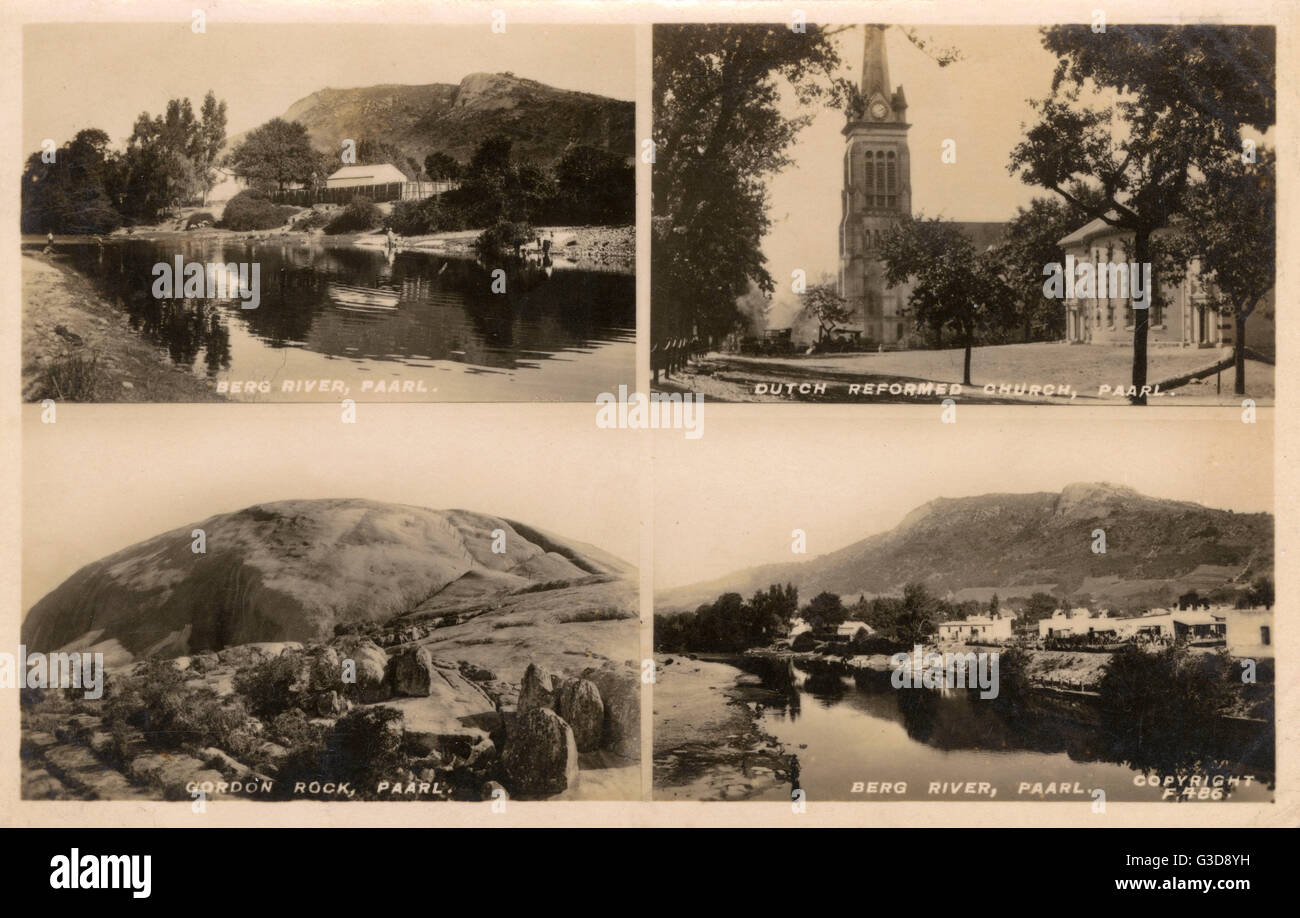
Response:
869,100,889,120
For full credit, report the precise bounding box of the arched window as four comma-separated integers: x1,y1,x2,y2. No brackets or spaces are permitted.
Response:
886,152,897,209
875,154,886,207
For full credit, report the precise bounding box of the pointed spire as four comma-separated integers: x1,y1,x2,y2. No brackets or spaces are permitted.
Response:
861,24,892,101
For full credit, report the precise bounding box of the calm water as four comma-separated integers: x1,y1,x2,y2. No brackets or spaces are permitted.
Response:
738,660,1273,803
57,239,634,401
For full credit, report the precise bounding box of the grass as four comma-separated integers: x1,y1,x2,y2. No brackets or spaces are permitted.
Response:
31,350,102,401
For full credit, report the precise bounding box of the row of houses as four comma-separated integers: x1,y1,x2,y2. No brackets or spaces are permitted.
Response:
1033,606,1272,657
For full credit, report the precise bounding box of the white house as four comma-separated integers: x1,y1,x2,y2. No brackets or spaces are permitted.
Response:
1224,608,1273,659
326,164,408,189
938,614,1012,643
836,621,875,640
1039,608,1117,639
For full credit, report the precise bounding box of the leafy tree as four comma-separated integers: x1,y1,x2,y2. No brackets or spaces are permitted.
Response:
879,215,1017,385
1173,149,1275,394
652,24,848,344
892,582,938,646
197,90,228,202
1246,577,1274,609
228,118,326,193
1020,592,1059,629
798,283,854,342
555,144,634,224
1009,25,1275,405
803,592,846,629
998,197,1086,341
21,129,124,233
423,151,463,181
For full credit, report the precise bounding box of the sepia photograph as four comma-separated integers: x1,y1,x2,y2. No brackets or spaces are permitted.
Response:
20,23,635,403
17,409,641,802
651,24,1276,405
653,414,1275,802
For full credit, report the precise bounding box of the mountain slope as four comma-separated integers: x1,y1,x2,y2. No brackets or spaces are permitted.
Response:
23,499,634,658
230,72,634,171
659,483,1272,609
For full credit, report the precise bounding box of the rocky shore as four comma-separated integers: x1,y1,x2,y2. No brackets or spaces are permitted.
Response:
652,655,792,801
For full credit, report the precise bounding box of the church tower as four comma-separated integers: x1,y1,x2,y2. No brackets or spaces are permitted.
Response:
838,24,912,346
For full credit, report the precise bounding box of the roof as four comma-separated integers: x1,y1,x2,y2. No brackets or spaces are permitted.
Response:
327,163,408,183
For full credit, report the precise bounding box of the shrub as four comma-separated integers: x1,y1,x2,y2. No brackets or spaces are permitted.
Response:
221,190,296,231
324,196,381,235
106,661,253,751
791,632,818,652
184,211,217,229
475,219,534,257
232,652,306,719
294,209,331,231
389,197,446,236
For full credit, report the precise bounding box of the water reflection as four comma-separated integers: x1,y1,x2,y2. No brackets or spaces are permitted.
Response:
56,238,634,401
737,656,1273,802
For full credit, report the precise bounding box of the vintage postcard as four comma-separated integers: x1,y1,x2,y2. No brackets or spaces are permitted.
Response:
0,0,1295,839
20,22,635,403
16,408,642,803
651,22,1276,406
652,413,1275,807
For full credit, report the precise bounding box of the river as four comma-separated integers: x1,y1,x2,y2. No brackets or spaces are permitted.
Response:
664,656,1274,803
53,238,634,401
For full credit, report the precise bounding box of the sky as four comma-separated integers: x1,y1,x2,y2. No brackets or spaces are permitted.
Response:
762,25,1055,323
22,22,635,154
653,411,1274,589
22,405,640,608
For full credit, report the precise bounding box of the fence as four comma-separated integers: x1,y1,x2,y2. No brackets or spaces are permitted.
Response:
273,180,459,207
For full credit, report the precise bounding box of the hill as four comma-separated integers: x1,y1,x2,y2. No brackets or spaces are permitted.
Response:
23,498,635,662
658,483,1272,610
228,72,634,174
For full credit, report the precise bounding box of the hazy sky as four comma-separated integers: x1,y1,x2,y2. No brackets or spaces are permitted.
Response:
22,23,635,154
23,405,639,608
762,28,1051,295
653,411,1274,589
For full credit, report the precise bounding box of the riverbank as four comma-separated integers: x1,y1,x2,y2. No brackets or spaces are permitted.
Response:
33,220,635,274
652,654,792,801
22,253,225,403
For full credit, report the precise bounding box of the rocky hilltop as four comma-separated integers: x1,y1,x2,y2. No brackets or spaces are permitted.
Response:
231,72,634,171
22,499,639,802
23,498,635,663
659,483,1272,609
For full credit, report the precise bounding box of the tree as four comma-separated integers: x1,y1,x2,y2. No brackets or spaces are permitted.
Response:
880,215,1017,385
1021,592,1059,629
798,283,853,342
1246,577,1273,609
228,118,325,193
1173,149,1275,395
803,592,846,630
998,197,1087,341
21,129,124,234
197,91,228,203
1010,25,1275,405
652,24,848,344
893,582,938,645
555,144,634,224
423,151,462,181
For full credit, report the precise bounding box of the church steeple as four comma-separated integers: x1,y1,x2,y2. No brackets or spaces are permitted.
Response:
861,24,892,102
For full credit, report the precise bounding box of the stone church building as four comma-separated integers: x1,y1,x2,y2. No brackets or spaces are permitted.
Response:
837,26,1273,354
838,26,1003,348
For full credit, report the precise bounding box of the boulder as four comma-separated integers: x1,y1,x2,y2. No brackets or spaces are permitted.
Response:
332,637,390,702
517,663,557,713
555,678,604,752
501,707,579,798
390,646,438,697
383,668,497,759
581,664,640,759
